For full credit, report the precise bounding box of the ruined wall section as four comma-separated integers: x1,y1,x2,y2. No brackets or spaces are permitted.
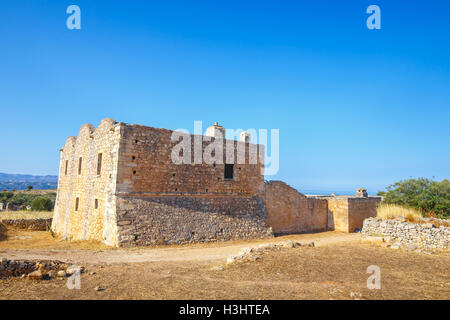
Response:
348,197,380,232
115,124,265,196
52,119,121,246
326,197,349,232
264,181,328,234
325,196,381,232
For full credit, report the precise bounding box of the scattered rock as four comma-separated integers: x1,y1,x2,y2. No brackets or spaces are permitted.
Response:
27,270,43,280
362,236,384,245
282,240,295,248
57,270,67,277
226,256,237,264
66,265,82,275
406,244,418,251
225,239,316,265
94,285,104,291
350,291,362,300
211,266,224,271
390,242,402,250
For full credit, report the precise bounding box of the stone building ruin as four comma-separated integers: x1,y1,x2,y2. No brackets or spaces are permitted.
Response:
52,119,380,246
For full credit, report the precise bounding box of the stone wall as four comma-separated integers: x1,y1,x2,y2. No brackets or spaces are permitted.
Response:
264,181,328,234
1,218,52,231
116,124,265,197
115,195,273,246
322,196,380,232
0,222,6,240
325,197,349,232
348,197,380,232
362,217,450,250
52,118,122,246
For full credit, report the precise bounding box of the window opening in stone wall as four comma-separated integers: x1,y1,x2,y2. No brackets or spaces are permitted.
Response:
95,199,98,209
97,153,102,176
65,160,68,176
224,164,234,179
75,197,79,211
78,157,82,175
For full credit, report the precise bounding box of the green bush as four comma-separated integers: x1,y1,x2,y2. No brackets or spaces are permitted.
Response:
380,178,449,218
31,196,54,211
0,191,56,210
0,191,14,203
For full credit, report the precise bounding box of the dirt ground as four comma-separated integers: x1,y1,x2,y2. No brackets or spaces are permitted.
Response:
0,228,449,300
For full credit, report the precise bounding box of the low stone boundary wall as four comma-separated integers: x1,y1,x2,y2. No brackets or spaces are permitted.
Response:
1,218,52,231
116,195,273,246
362,217,450,250
0,223,6,240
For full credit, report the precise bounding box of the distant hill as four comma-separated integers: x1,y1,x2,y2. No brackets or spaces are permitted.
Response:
0,173,58,191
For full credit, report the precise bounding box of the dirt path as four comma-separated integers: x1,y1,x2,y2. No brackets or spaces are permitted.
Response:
0,232,359,264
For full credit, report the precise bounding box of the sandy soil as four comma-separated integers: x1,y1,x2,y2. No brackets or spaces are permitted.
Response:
0,229,449,300
0,229,359,264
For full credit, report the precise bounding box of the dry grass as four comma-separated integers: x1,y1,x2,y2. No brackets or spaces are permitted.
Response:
377,204,422,221
0,229,110,251
1,243,449,300
0,211,53,221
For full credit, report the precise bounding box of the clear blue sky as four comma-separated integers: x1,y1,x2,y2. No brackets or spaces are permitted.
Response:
0,0,449,194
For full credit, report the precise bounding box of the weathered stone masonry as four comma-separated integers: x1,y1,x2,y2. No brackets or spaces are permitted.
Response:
264,181,328,234
116,196,272,246
308,195,381,232
52,118,121,246
362,217,450,250
1,218,52,231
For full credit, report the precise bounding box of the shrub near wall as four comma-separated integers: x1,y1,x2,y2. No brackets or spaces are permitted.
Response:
362,217,450,251
378,178,450,218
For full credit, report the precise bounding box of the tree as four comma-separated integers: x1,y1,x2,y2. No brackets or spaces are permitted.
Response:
381,178,449,218
26,185,33,191
31,196,54,211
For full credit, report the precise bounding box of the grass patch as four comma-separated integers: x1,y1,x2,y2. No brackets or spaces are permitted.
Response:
0,211,53,221
377,204,450,227
377,204,422,221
